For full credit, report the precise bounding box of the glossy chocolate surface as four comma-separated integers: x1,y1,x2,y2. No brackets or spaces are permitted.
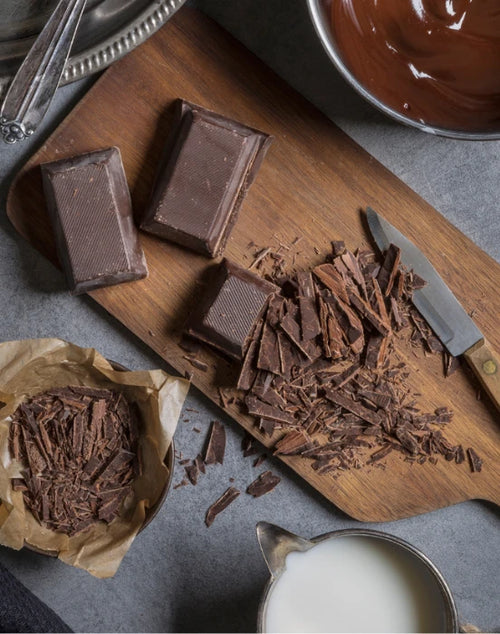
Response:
41,147,148,294
324,0,500,133
141,100,272,257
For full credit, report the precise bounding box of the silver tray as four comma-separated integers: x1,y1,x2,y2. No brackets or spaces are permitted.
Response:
0,0,188,100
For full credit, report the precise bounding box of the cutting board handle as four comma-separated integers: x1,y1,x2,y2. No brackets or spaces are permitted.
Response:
463,339,500,413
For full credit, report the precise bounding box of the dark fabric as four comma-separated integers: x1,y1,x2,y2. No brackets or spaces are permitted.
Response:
0,562,72,633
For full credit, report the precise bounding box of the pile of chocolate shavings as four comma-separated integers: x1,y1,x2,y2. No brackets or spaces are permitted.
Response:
237,241,481,475
9,386,140,536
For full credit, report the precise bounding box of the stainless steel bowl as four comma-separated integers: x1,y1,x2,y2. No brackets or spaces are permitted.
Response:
306,0,500,141
256,522,459,633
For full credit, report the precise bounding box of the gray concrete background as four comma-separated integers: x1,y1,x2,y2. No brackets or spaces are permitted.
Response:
0,1,499,632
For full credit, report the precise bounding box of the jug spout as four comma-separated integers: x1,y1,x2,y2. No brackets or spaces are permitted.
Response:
256,522,313,578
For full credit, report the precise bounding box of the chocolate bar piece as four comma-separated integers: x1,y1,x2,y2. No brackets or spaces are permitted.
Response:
186,259,278,361
41,147,148,294
141,100,272,257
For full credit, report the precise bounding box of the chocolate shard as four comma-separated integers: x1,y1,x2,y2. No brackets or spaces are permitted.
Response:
467,447,483,473
377,244,401,297
246,470,281,497
141,99,272,257
41,147,148,294
246,395,296,425
186,259,278,361
313,263,349,303
341,250,367,295
348,290,391,337
296,271,322,341
280,310,315,361
204,421,226,465
257,321,281,374
365,334,389,369
205,487,240,527
444,352,460,377
274,430,311,455
324,388,383,426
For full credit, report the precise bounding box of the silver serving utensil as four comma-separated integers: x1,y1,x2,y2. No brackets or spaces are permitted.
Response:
0,0,87,144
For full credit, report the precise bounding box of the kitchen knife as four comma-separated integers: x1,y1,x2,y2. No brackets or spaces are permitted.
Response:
366,207,499,412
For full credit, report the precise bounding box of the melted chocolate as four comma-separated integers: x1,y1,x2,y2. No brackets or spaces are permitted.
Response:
325,0,500,133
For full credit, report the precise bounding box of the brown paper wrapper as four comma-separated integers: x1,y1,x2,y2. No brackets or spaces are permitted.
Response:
0,338,189,578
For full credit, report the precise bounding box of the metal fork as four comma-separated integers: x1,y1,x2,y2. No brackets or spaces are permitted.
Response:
0,0,87,144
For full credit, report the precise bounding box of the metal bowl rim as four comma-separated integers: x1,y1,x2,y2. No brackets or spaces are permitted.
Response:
0,0,188,99
305,0,500,141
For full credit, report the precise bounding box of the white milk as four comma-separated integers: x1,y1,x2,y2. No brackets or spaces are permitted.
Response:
264,535,447,633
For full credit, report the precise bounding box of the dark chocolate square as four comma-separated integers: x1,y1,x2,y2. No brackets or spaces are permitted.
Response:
41,147,148,294
141,100,272,257
186,259,278,360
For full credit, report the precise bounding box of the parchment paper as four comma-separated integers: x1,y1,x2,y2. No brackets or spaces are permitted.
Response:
0,338,189,578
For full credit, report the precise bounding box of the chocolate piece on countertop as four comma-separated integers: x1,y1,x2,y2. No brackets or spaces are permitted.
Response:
41,147,148,294
203,420,226,465
205,486,240,527
140,100,272,257
186,258,279,360
246,470,281,497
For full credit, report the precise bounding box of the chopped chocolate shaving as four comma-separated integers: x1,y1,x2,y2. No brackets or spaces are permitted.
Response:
377,244,401,297
297,271,322,341
274,430,312,455
324,388,382,426
246,471,281,497
246,395,296,425
8,387,139,536
205,487,240,527
204,421,226,465
467,448,483,473
444,353,460,377
314,264,349,303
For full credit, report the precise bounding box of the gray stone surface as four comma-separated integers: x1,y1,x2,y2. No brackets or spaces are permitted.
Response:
0,1,498,632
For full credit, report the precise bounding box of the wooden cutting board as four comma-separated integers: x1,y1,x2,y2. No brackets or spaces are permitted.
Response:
6,8,500,522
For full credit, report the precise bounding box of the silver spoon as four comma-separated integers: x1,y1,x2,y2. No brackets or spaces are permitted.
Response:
0,0,87,144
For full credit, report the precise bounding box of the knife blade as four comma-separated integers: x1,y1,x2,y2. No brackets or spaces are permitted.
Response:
366,207,499,412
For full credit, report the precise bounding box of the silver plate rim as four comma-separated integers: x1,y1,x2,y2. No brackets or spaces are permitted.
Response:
0,0,188,100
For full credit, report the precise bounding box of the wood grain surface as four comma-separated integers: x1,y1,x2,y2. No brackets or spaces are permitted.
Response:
6,8,500,521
